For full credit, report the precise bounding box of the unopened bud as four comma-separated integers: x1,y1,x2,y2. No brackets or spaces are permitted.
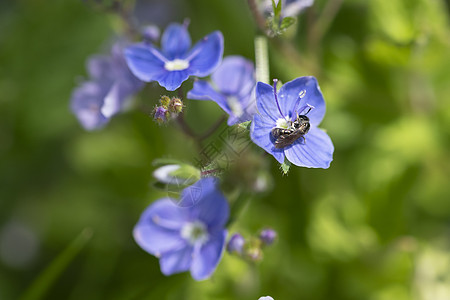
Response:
141,25,160,43
168,97,184,114
159,95,171,108
259,228,277,246
245,246,263,262
153,106,168,123
226,233,245,255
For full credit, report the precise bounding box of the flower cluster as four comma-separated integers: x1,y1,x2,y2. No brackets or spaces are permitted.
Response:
153,96,184,124
70,5,334,286
226,228,278,262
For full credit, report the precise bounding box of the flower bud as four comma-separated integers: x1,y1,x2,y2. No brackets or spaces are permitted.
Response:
153,163,200,185
259,228,277,246
159,95,171,108
245,246,263,262
168,97,184,114
153,106,168,124
226,233,245,255
141,25,160,43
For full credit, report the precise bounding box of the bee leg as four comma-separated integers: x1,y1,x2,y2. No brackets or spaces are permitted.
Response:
301,136,306,144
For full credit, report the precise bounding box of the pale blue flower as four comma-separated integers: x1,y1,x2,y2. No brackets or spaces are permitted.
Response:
133,177,229,280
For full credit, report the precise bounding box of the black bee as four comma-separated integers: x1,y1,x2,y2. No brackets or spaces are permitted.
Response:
271,114,311,149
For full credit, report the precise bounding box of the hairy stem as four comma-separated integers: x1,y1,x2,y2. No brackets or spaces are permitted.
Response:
255,35,270,84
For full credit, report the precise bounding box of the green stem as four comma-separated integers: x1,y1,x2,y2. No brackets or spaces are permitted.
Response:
255,35,270,84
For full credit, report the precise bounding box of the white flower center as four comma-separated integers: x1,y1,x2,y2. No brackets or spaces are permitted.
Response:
164,59,189,71
180,221,209,246
275,116,291,129
228,96,243,117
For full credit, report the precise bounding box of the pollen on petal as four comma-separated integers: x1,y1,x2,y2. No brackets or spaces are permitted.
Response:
275,117,291,129
164,59,189,71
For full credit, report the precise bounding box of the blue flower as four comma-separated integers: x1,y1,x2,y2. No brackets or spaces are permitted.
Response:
250,77,334,168
133,177,229,280
125,23,224,91
70,43,144,130
187,56,257,125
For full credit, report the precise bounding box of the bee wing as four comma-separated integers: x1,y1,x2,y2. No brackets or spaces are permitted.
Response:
274,130,304,149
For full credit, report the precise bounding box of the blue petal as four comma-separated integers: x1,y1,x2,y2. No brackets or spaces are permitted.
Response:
159,245,193,276
284,126,334,168
161,23,191,59
133,198,189,256
256,82,281,122
124,43,167,83
211,56,255,97
183,178,229,230
187,80,231,115
156,70,191,91
250,114,285,164
278,76,325,126
184,31,224,77
70,81,109,130
190,230,227,280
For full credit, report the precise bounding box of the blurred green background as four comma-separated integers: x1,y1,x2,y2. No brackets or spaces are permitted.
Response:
1,0,449,299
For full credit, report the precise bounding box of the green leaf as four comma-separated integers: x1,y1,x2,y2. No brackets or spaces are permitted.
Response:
237,121,252,131
20,229,93,300
274,0,282,18
280,17,296,31
280,158,291,175
271,0,277,15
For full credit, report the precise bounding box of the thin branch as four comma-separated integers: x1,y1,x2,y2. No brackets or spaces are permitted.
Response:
247,0,268,34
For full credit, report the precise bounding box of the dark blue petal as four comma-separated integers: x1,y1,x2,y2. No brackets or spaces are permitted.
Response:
278,76,325,126
211,56,255,97
184,31,224,77
70,82,109,130
182,178,229,230
256,82,281,122
161,23,191,59
124,43,168,83
250,114,285,164
284,126,334,168
159,245,193,276
187,80,231,115
190,230,227,280
133,198,189,256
